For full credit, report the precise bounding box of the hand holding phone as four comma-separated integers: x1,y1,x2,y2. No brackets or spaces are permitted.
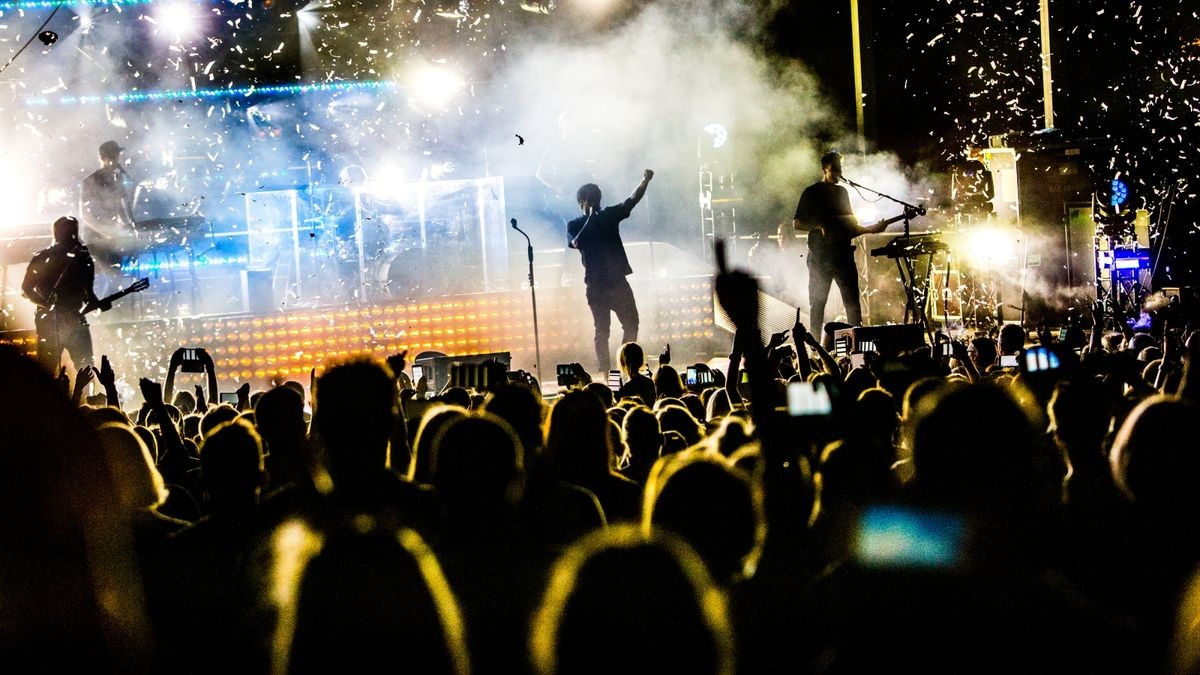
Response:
607,369,623,392
180,348,205,373
787,380,832,417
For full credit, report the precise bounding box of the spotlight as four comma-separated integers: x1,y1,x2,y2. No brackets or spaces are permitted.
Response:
703,122,728,149
298,9,319,28
152,2,202,41
854,204,878,224
962,227,1018,270
1110,178,1128,208
406,63,464,110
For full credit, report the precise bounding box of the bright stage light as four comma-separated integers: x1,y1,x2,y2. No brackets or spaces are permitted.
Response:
152,2,202,41
298,10,319,28
963,227,1018,270
703,122,728,149
406,64,464,110
1110,178,1129,208
855,204,879,224
0,162,38,230
25,80,393,106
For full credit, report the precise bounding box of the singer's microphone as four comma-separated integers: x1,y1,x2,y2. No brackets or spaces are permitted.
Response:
510,218,518,229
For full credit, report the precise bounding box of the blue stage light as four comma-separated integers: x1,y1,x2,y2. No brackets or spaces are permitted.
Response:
0,0,171,10
1110,178,1128,208
24,80,394,106
120,253,248,273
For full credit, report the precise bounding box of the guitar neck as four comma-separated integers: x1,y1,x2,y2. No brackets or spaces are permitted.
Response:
83,278,149,315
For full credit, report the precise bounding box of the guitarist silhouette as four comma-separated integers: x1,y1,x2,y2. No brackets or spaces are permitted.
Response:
21,216,148,371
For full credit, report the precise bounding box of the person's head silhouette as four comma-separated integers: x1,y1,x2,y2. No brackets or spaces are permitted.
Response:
530,524,734,675
275,525,469,675
313,358,396,483
644,452,764,584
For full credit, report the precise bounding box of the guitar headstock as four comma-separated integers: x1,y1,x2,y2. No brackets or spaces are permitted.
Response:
131,277,150,292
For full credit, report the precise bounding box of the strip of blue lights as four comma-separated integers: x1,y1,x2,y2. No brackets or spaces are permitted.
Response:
25,80,395,106
0,0,165,10
120,253,248,273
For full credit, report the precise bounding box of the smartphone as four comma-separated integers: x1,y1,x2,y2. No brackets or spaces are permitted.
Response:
180,348,205,373
787,380,832,417
854,504,967,569
607,369,622,392
412,365,424,383
219,392,238,405
999,354,1019,368
1022,346,1061,374
834,337,850,357
859,339,876,353
686,366,698,387
940,342,955,358
1057,327,1068,343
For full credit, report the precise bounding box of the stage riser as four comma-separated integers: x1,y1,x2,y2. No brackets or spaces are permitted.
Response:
2,277,721,390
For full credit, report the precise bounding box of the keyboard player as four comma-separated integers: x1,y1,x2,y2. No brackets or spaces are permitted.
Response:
79,140,136,246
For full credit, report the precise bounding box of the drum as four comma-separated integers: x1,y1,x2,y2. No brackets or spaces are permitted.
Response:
375,248,427,301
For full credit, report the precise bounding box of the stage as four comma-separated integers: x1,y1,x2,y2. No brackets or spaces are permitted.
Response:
1,256,721,394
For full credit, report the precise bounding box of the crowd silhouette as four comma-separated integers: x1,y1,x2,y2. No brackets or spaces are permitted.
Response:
3,259,1200,674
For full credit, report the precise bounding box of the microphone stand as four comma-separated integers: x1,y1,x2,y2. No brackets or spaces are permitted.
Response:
510,219,544,386
842,177,926,238
842,176,931,338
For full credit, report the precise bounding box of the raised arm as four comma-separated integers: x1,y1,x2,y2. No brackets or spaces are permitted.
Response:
98,355,120,409
141,377,186,469
164,348,184,404
622,169,654,211
200,348,219,405
790,311,814,380
1179,332,1200,401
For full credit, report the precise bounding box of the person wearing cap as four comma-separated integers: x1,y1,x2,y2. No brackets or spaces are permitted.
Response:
79,140,135,241
22,216,106,370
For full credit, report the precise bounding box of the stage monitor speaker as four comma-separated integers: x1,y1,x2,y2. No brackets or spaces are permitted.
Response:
832,323,926,357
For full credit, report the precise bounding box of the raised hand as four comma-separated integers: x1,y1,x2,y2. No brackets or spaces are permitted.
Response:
140,378,164,407
714,241,760,338
56,366,70,396
643,169,654,182
1186,330,1200,363
659,343,671,366
72,365,95,404
98,355,115,387
766,330,789,351
236,381,251,411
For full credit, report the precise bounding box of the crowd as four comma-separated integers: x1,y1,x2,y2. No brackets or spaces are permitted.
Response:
3,261,1200,674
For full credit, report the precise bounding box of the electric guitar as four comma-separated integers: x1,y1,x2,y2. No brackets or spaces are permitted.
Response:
82,277,150,315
